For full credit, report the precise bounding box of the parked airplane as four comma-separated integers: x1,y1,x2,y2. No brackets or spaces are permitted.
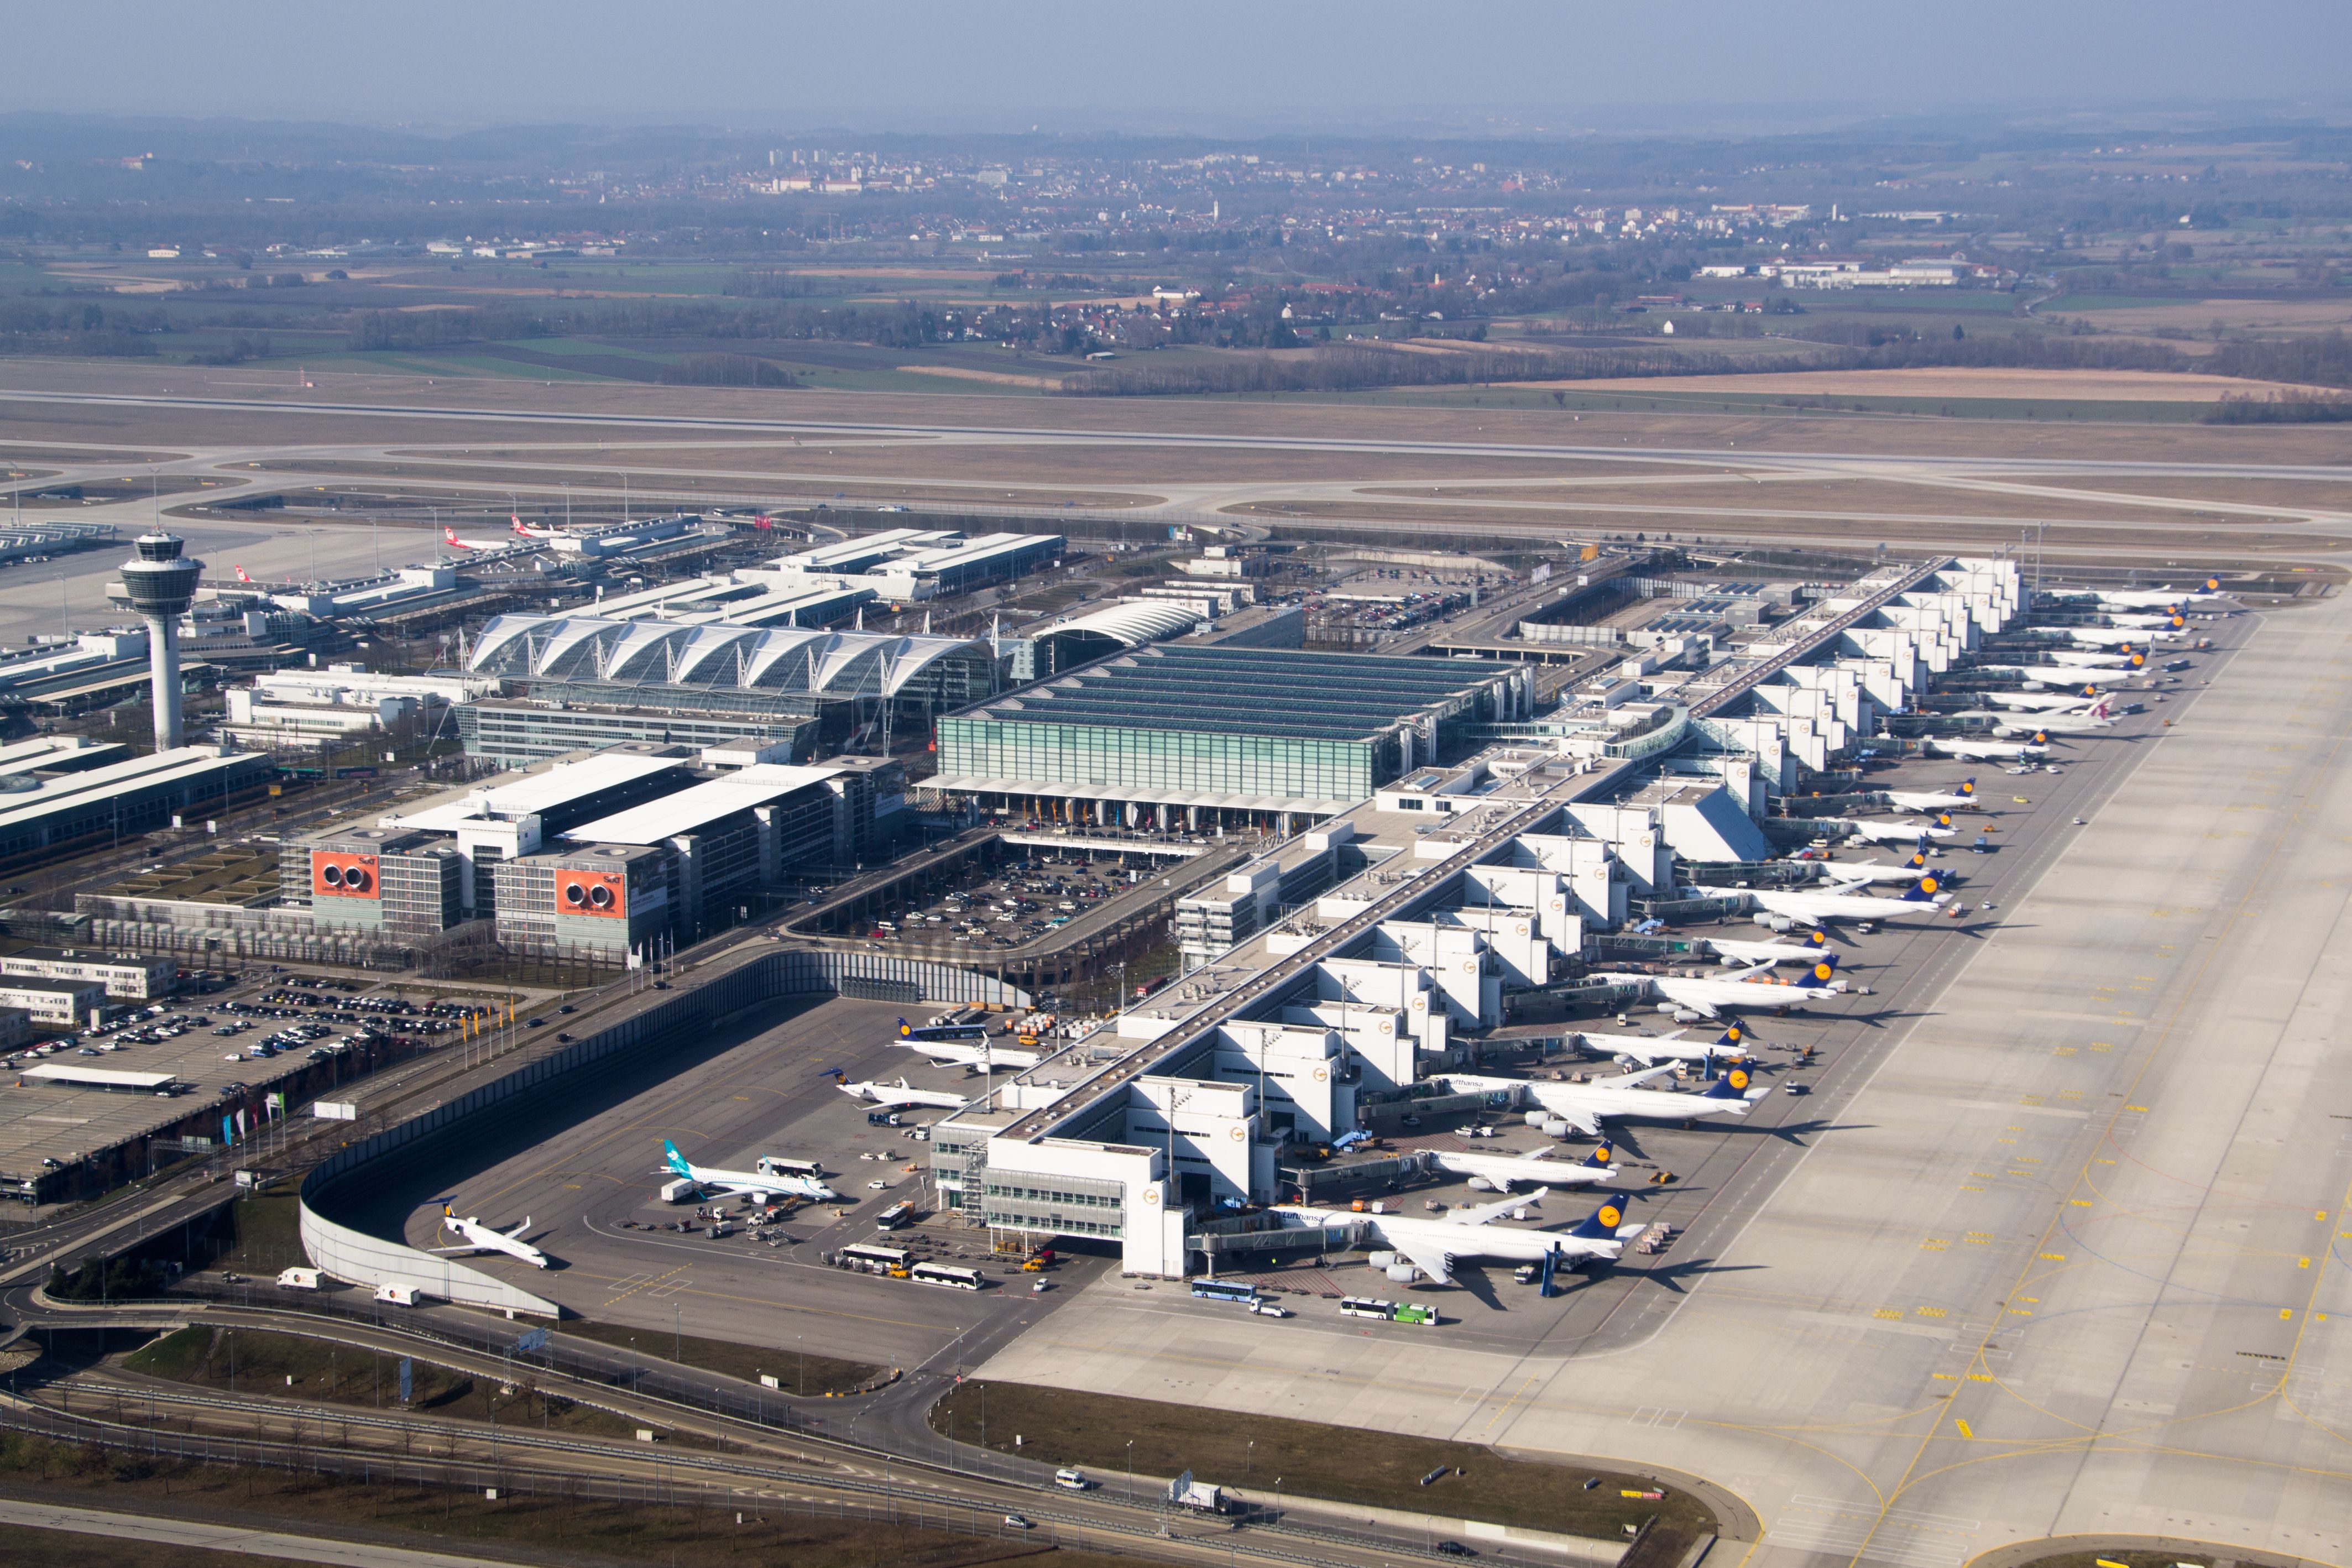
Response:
1271,1189,1642,1284
1884,778,1977,810
1748,878,1951,929
1702,929,1832,966
897,1016,987,1042
2105,611,2188,631
1978,688,2102,712
1452,1063,1767,1136
1924,733,2051,761
1817,848,1934,885
896,1038,1045,1072
429,1204,550,1269
232,565,253,584
1580,1021,1763,1067
511,512,566,540
1982,660,2143,686
837,1077,971,1112
1966,696,2114,736
1430,1142,1623,1193
2092,578,2222,609
2055,626,2177,647
658,1140,842,1203
1585,953,1853,1018
1849,814,1957,843
2041,649,2141,668
442,526,504,551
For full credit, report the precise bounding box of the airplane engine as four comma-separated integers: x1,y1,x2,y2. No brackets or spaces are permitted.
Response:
1384,1262,1420,1284
1366,1250,1397,1271
1655,1002,1681,1015
1467,1176,1499,1192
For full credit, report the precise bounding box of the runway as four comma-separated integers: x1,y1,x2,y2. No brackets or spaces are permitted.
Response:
976,594,2352,1567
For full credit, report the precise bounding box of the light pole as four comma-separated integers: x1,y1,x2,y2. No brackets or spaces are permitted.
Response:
1126,1438,1135,1502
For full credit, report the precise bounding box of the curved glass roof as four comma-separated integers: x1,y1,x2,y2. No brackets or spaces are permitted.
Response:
469,614,995,700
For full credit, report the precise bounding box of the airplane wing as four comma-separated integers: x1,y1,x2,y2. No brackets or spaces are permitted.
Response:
503,1217,531,1239
1446,1187,1549,1225
1596,1064,1680,1090
1651,984,1722,1019
1390,1236,1458,1286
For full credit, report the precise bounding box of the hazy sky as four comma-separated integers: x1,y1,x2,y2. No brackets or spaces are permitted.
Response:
9,0,2349,132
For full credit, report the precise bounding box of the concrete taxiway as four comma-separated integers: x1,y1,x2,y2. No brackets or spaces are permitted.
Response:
979,597,2352,1567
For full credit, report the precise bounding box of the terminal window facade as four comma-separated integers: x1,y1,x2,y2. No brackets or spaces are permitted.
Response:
939,719,1376,804
981,1173,1127,1238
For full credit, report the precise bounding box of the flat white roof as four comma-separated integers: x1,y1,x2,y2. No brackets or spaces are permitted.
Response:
0,747,260,838
388,753,686,830
562,763,843,845
20,1064,176,1090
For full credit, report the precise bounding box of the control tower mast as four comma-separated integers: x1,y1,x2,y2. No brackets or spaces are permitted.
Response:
117,531,204,751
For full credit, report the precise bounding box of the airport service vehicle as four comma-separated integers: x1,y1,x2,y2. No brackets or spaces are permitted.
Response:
1701,930,1833,967
374,1282,424,1306
835,1243,911,1276
1451,1067,1763,1138
1883,778,1978,811
428,1204,551,1269
1747,879,1951,931
660,1140,841,1203
1250,1299,1292,1317
1586,950,1856,1017
874,1201,914,1230
1430,1142,1621,1193
1339,1295,1441,1325
276,1267,321,1290
909,1262,984,1291
1192,1277,1259,1304
1924,735,2051,763
893,1038,1044,1072
1848,814,1957,844
1277,1189,1638,1285
837,1078,970,1112
758,1157,824,1182
1169,1478,1232,1512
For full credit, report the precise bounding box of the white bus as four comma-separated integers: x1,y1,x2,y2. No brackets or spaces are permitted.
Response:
757,1156,824,1180
1339,1295,1395,1321
909,1262,984,1292
835,1243,910,1276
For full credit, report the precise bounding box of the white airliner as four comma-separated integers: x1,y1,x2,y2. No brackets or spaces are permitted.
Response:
1703,930,1831,967
442,526,504,551
2055,626,2178,647
1269,1188,1641,1284
838,1077,971,1112
1748,879,1951,928
1452,1064,1767,1137
1978,688,2102,712
1585,953,1853,1018
1984,661,2142,686
1963,697,2115,736
1580,1022,1763,1068
1817,850,1934,885
430,1204,551,1269
1429,1142,1622,1193
2105,611,2188,631
895,1036,1044,1071
2098,583,2220,611
659,1140,842,1202
511,512,566,540
1924,734,2051,761
2040,648,2141,668
1848,814,1957,843
1884,778,1977,810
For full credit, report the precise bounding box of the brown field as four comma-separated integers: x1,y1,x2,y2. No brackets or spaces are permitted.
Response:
1513,367,2340,401
2044,297,2352,334
896,365,1068,389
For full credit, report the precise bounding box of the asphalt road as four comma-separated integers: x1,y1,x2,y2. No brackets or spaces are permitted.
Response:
0,1498,521,1568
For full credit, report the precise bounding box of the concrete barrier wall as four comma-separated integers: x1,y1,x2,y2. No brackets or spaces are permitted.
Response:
298,949,1026,1316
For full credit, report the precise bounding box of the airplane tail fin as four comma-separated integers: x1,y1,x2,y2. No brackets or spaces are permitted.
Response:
1569,1193,1633,1239
1793,953,1841,987
2088,694,2115,720
896,1018,914,1036
1899,871,1945,902
2030,730,2049,746
1580,1143,1617,1169
1956,777,1974,797
1712,1023,1751,1057
662,1139,691,1175
1700,1063,1757,1100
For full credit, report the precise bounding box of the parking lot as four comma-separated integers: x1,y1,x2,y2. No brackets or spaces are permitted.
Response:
0,964,522,1199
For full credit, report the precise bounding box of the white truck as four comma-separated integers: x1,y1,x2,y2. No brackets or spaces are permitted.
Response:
1168,1472,1229,1513
275,1267,321,1290
373,1281,424,1307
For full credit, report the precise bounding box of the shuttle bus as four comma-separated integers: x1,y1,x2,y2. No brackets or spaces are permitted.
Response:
757,1156,824,1180
874,1201,915,1231
835,1243,910,1277
908,1262,984,1292
1190,1278,1258,1304
1339,1295,1435,1324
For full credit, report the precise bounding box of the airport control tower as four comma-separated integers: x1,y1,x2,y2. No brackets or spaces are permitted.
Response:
117,531,204,751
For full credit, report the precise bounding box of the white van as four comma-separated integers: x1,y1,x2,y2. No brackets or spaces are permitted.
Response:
276,1267,322,1290
373,1281,423,1306
1054,1467,1091,1491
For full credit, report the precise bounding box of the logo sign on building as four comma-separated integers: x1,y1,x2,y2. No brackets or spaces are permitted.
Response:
312,851,381,900
556,868,628,918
